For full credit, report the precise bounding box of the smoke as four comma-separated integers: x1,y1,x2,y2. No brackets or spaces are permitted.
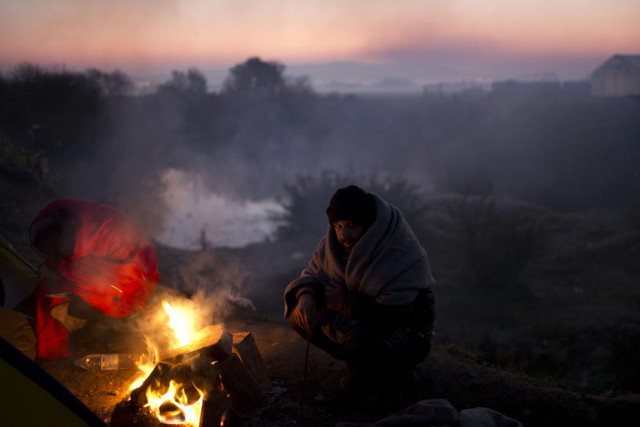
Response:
157,168,284,249
132,288,225,356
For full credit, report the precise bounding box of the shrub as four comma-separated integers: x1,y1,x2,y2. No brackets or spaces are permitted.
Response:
445,191,547,297
274,170,429,243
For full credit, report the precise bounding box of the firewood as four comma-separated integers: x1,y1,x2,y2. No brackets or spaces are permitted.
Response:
158,324,232,363
232,332,271,392
217,354,267,417
200,382,243,427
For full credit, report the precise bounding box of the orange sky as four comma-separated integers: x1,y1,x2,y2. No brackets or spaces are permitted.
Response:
1,0,639,81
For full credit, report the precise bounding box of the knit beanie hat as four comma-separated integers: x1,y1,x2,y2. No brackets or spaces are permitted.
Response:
326,185,376,226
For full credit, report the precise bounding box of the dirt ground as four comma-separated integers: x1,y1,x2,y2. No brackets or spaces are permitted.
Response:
38,312,640,427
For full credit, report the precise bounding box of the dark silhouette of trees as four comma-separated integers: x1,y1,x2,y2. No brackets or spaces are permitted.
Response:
223,57,286,96
0,63,103,160
222,57,313,98
150,67,219,160
85,68,134,97
157,68,208,97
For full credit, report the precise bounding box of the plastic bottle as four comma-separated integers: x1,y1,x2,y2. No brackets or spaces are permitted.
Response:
73,353,141,370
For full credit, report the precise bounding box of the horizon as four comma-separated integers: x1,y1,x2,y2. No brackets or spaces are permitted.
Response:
0,56,612,96
1,1,638,92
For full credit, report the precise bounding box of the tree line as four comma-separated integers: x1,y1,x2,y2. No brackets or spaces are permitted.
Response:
1,57,639,237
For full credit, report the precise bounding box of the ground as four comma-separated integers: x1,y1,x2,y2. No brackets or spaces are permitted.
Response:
38,312,640,427
9,228,640,427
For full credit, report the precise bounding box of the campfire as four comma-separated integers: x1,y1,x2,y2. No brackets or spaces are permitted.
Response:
109,298,270,427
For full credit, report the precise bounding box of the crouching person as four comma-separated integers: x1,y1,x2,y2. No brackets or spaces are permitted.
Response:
284,185,435,406
30,199,159,360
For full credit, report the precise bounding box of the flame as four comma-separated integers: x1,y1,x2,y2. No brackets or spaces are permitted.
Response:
145,379,204,426
163,300,199,346
127,298,203,393
124,296,220,426
128,337,158,391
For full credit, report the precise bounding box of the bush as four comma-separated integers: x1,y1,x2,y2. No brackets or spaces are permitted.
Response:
0,135,47,180
445,191,547,297
274,170,429,243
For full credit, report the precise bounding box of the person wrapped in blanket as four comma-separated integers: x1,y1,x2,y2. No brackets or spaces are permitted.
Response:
30,199,159,360
284,185,435,403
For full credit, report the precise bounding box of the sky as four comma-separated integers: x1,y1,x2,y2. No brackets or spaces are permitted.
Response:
1,0,639,87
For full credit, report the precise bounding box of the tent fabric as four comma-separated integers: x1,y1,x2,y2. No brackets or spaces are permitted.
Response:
0,307,36,359
0,337,106,427
0,234,38,309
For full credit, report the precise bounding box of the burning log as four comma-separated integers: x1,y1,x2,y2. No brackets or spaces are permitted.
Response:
111,353,243,426
159,324,232,363
111,327,268,427
111,360,210,426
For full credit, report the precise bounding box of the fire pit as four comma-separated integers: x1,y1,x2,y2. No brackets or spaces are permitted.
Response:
108,298,269,427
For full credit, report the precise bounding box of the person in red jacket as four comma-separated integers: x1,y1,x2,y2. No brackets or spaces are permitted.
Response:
30,199,159,360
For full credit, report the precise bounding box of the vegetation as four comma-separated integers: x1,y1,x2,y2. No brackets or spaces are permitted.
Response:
1,58,639,211
274,170,429,241
444,190,548,298
1,58,639,394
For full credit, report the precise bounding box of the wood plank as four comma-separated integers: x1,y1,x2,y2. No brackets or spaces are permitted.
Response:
232,332,271,392
217,354,267,417
158,324,232,363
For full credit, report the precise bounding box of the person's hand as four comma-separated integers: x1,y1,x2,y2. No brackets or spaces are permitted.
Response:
325,280,346,311
293,293,317,335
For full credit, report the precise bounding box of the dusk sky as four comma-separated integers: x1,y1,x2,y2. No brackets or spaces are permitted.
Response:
1,0,639,87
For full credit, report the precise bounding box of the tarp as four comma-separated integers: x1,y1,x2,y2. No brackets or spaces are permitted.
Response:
0,337,106,426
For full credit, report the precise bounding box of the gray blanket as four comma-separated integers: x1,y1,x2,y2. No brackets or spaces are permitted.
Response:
285,194,435,316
